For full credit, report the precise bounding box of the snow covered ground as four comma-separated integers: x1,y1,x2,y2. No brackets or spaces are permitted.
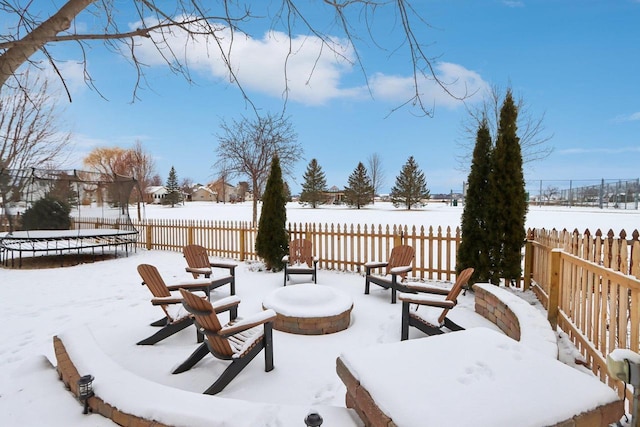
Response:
0,202,636,426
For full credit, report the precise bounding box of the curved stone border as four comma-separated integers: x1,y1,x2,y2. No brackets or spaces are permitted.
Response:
54,335,172,427
473,282,558,359
54,327,361,426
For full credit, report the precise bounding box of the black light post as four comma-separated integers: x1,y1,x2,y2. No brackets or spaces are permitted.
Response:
304,411,323,426
77,374,94,414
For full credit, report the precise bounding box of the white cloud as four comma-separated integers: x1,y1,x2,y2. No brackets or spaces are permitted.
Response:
369,62,489,108
131,18,488,109
503,1,525,7
611,111,640,122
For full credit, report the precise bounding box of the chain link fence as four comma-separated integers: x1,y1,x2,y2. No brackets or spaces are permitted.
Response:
525,178,640,209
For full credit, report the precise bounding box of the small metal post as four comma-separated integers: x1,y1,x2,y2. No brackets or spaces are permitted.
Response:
304,411,323,426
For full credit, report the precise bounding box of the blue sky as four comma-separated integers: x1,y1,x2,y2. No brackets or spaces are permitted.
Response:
34,1,640,195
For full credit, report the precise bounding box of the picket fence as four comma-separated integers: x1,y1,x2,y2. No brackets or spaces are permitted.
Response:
525,227,640,401
71,217,462,281
70,217,640,401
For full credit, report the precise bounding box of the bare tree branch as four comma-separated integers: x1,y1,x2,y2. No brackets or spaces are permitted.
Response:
456,84,554,172
214,113,302,224
1,1,468,115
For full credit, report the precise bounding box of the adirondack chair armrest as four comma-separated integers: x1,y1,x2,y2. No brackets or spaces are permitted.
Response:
210,295,241,313
220,309,277,336
151,296,184,305
389,265,412,275
364,261,388,268
364,261,388,274
167,279,212,291
404,283,450,295
397,292,456,308
210,261,237,274
185,267,212,276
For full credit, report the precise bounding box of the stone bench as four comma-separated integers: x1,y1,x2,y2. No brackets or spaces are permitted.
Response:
337,328,623,427
473,282,558,359
54,326,361,427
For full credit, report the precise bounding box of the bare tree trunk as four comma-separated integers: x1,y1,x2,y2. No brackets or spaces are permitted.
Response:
0,0,94,89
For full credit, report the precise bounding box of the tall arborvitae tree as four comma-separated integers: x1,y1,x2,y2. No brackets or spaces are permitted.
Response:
488,89,527,285
344,162,374,209
390,156,430,210
165,166,181,207
457,117,493,284
255,155,288,271
299,158,327,208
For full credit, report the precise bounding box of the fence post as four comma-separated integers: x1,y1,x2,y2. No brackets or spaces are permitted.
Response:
146,223,153,251
239,225,246,261
548,249,562,330
188,224,194,246
524,231,534,291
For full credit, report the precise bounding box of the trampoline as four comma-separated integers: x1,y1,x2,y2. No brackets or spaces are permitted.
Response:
0,168,139,267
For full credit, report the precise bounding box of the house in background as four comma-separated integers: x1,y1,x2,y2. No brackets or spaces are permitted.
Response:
209,179,242,203
324,185,345,205
190,186,217,202
145,186,168,204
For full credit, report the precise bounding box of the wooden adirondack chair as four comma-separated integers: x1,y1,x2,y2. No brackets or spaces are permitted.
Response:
136,263,213,345
399,267,474,340
364,244,415,303
183,244,237,298
282,238,318,286
173,288,277,395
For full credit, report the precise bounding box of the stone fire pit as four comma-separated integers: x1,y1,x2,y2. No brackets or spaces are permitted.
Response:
262,284,353,335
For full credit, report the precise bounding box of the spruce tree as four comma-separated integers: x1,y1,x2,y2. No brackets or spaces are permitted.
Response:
488,89,527,285
457,117,493,284
344,162,374,209
299,158,327,208
390,156,430,210
255,155,288,271
165,166,181,207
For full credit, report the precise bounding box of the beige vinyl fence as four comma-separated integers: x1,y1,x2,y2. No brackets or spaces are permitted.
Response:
525,227,640,401
73,217,462,282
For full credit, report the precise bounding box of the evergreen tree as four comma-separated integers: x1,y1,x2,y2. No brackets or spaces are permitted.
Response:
299,158,327,208
20,195,71,230
344,162,374,209
457,117,493,284
165,166,181,207
488,89,527,285
255,155,288,271
390,156,430,210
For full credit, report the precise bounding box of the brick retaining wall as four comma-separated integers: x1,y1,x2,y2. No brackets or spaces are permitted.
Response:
54,335,171,427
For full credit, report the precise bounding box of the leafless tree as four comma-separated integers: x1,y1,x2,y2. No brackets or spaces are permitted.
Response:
180,177,193,195
214,113,301,224
367,152,386,202
83,147,129,176
124,140,156,219
0,69,70,171
456,84,554,171
0,69,71,231
542,185,560,203
0,1,465,115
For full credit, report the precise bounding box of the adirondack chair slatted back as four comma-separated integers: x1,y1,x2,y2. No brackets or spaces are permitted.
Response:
386,245,415,276
289,239,313,267
137,264,171,298
179,288,234,358
183,244,211,277
437,267,474,324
